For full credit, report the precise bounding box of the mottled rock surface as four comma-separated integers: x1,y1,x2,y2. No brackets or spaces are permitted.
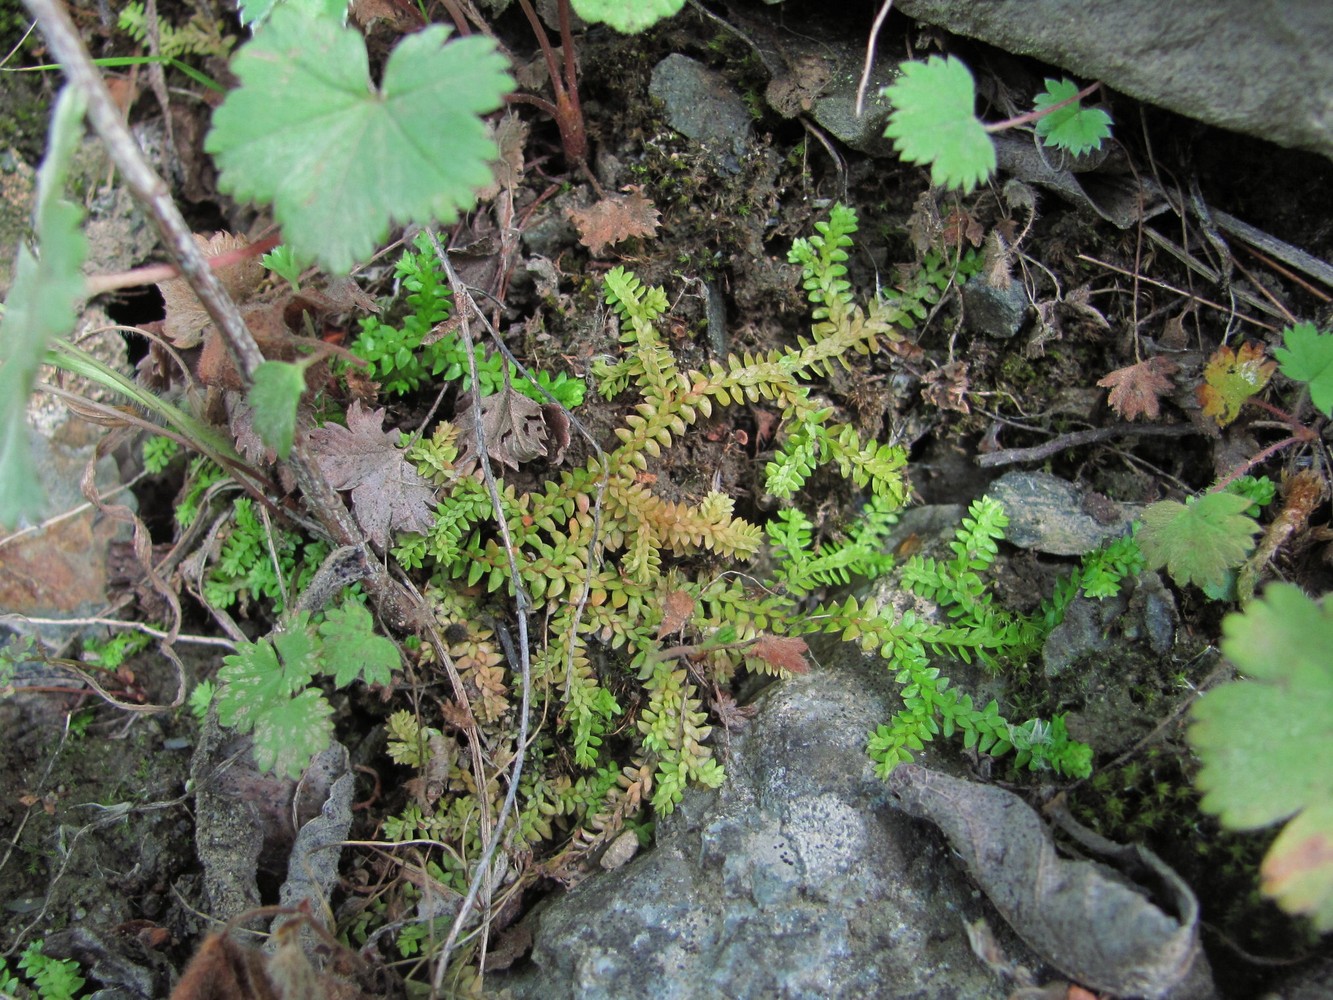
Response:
893,0,1333,162
491,654,1035,1000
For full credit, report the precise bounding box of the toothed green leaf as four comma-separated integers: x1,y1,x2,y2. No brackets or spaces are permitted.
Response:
1138,491,1261,592
1273,321,1333,417
571,0,684,32
883,56,995,194
206,9,512,274
1033,78,1112,156
1191,584,1333,929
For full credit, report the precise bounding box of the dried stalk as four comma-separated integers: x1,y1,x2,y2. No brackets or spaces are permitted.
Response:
23,0,416,629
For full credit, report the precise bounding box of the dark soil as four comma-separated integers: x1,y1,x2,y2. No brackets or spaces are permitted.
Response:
3,0,1331,997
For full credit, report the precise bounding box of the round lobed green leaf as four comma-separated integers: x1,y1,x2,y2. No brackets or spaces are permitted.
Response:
883,56,995,194
206,9,512,274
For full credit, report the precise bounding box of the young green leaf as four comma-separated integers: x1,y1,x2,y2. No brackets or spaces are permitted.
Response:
1033,78,1112,156
1137,491,1261,592
571,0,684,33
1191,584,1333,929
319,601,399,687
260,243,303,290
0,87,89,528
238,0,346,29
247,359,307,459
1273,321,1333,416
883,56,995,194
206,9,512,274
217,615,334,778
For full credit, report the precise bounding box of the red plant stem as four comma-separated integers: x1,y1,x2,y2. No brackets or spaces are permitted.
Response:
1211,435,1307,494
1245,394,1311,431
439,0,472,35
514,0,586,165
984,79,1103,134
85,231,282,296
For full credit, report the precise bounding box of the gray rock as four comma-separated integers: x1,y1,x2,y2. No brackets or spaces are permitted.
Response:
649,54,753,170
751,16,898,154
989,470,1135,555
962,274,1031,339
491,655,1034,999
1042,571,1177,677
893,0,1333,163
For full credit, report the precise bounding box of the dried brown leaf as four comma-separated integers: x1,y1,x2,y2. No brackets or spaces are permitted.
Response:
656,589,695,639
711,688,759,731
455,387,549,472
888,765,1204,998
306,401,437,547
1096,356,1179,421
158,232,264,348
170,932,279,1000
749,634,810,675
541,402,571,466
477,113,528,201
922,360,971,414
1064,284,1110,331
568,189,660,256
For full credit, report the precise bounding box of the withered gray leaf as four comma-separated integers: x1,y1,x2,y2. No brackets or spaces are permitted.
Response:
306,401,436,547
887,765,1210,999
158,232,264,348
455,387,548,472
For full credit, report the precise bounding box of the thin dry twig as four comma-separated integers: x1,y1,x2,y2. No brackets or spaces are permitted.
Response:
427,234,528,986
23,0,419,633
976,421,1199,468
853,0,893,119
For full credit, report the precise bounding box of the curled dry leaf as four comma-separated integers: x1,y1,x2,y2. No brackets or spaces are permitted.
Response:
710,688,759,730
922,360,971,414
656,589,696,638
455,386,549,472
1096,355,1179,422
158,232,264,348
306,401,437,547
887,765,1210,999
568,188,660,256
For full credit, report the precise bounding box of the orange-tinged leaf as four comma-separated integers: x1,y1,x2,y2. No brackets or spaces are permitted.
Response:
568,189,660,256
1260,803,1333,929
1097,356,1178,421
749,634,810,675
1197,341,1275,426
656,589,695,638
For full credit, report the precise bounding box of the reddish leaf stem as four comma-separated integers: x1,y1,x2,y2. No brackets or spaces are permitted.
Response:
984,79,1103,134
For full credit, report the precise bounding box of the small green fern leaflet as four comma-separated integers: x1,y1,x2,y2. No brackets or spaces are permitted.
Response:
350,232,585,405
800,496,1126,779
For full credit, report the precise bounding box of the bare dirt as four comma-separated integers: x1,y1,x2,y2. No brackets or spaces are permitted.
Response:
3,0,1332,996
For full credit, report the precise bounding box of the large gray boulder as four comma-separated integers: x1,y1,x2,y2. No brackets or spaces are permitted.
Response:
892,0,1333,162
